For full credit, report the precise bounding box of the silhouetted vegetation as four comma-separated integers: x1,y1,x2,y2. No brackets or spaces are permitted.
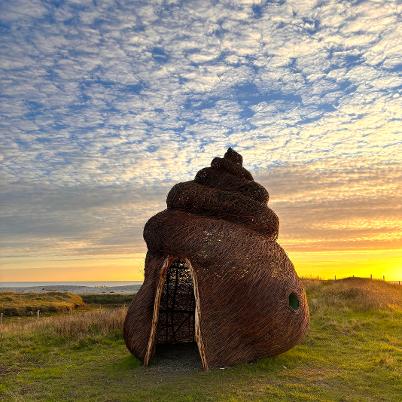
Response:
81,293,134,306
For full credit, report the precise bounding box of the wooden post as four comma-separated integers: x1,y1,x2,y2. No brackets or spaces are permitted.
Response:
383,275,385,281
0,312,3,325
186,258,209,371
37,309,40,319
144,256,173,367
334,275,336,281
370,274,372,280
165,261,170,343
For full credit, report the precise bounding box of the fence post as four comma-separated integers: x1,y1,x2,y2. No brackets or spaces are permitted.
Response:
383,275,385,281
0,312,3,325
370,274,372,280
334,275,336,281
37,309,40,319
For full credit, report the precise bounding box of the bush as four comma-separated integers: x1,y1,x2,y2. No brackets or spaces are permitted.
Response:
81,294,134,305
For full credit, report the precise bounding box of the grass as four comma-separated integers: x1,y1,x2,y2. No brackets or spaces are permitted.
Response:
0,278,401,401
0,307,127,339
0,292,84,316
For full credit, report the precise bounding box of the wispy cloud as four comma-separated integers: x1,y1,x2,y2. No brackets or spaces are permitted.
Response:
0,0,401,279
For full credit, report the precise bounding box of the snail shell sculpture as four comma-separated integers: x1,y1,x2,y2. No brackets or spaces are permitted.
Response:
124,148,309,369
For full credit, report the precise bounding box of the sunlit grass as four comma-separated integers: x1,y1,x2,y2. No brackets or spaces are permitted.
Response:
0,292,84,316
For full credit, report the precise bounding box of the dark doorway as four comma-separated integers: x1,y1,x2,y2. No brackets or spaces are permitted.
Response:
145,257,207,369
156,259,196,344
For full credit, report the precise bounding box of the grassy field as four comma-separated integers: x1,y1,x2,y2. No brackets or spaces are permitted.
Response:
0,292,84,316
0,278,401,401
0,292,134,317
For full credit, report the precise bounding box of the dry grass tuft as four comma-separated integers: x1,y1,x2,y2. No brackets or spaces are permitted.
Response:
304,278,402,312
0,306,127,339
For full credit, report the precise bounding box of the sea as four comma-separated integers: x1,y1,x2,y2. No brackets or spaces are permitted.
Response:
0,281,143,288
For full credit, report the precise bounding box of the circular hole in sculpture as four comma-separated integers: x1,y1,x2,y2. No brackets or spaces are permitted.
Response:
289,292,300,310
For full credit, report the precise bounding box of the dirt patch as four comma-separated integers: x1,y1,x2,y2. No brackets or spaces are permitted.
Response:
0,364,19,377
145,343,202,373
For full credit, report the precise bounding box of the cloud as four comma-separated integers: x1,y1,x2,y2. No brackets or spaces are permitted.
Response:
257,158,402,251
0,0,401,274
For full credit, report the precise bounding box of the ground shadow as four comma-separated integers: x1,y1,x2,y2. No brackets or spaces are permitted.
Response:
150,343,202,372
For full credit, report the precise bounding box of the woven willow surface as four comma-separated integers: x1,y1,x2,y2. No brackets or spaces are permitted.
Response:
124,148,309,368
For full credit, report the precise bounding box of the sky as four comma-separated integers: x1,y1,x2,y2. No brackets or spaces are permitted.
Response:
0,0,401,282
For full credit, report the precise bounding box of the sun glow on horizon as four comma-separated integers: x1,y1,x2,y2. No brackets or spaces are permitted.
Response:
289,249,402,282
1,248,401,283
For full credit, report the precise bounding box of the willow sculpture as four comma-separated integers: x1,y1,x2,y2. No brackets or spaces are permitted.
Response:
124,148,309,369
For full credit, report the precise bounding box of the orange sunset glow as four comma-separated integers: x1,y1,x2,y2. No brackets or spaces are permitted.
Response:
1,0,401,284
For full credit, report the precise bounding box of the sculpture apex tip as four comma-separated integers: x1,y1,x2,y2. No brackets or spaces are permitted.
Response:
224,147,243,166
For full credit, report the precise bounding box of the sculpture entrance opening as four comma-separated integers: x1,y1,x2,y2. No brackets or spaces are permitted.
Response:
156,259,196,344
143,257,208,369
